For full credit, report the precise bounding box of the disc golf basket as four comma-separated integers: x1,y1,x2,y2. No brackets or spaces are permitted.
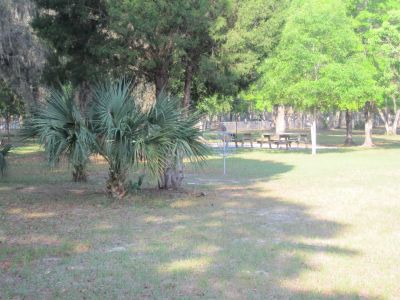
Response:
215,132,236,175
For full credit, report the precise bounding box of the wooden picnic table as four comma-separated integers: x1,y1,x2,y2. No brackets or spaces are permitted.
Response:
222,132,254,148
257,132,308,149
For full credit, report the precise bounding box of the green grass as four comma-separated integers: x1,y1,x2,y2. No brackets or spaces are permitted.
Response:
1,129,400,299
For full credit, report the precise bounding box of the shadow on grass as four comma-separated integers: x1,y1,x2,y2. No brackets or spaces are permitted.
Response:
186,157,294,184
87,183,374,299
0,139,386,298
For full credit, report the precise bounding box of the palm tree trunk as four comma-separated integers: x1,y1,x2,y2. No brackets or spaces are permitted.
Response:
72,164,87,182
159,155,184,190
107,168,127,199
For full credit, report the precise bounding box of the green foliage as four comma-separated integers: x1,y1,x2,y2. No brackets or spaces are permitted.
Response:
127,174,145,193
369,10,400,105
27,0,400,121
257,0,377,112
0,80,24,118
22,85,94,181
107,0,233,103
197,95,233,116
222,0,289,89
0,0,45,105
347,0,400,109
0,144,12,177
90,79,209,197
32,0,108,86
24,79,209,197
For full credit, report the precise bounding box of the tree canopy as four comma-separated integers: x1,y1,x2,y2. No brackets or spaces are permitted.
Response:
0,0,399,146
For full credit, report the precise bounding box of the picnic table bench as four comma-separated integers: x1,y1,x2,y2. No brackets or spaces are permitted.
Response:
240,133,253,147
222,133,254,148
257,132,308,149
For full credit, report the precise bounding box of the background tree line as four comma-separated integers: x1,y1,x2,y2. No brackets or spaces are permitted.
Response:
1,0,399,149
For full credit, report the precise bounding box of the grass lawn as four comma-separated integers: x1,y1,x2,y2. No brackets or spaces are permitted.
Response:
1,129,400,299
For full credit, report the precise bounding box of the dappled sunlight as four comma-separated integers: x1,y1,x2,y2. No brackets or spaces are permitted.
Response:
67,189,88,195
170,199,196,208
94,222,113,230
280,282,380,300
73,242,90,254
208,210,226,217
24,211,56,219
204,220,223,227
11,144,43,155
6,208,56,219
172,214,191,222
194,244,221,255
2,133,400,298
16,186,38,193
223,200,254,208
6,234,61,246
159,257,211,274
7,208,22,214
143,215,164,224
0,186,13,192
279,241,359,256
143,214,191,225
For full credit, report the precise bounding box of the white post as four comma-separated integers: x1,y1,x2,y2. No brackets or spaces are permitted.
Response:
311,110,317,155
223,133,227,175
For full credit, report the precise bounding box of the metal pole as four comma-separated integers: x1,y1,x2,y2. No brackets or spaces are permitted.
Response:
223,133,226,175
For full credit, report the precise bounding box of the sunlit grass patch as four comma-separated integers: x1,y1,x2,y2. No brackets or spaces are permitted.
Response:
11,143,43,155
159,257,212,274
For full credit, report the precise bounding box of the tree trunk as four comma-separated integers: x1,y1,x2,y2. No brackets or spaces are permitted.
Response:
300,112,306,129
5,113,10,142
344,110,354,145
335,111,342,129
275,104,286,134
182,63,193,109
155,67,168,98
328,111,335,130
72,164,87,182
377,108,391,135
77,81,91,111
285,106,292,130
339,111,347,129
32,83,40,105
106,168,127,199
159,156,184,190
311,110,317,155
363,101,374,147
392,109,400,135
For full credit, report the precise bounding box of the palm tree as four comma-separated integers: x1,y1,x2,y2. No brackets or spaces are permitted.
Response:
89,79,146,198
147,96,209,189
22,86,94,182
23,79,209,198
90,79,209,198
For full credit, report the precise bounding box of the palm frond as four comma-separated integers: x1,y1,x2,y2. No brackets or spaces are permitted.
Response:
90,79,210,190
22,85,94,169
